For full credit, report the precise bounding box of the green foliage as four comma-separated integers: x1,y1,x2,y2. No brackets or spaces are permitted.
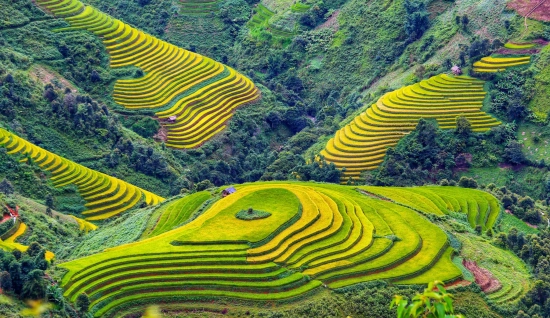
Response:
76,293,90,313
403,0,430,42
365,119,507,186
130,117,160,139
235,208,272,220
391,281,463,318
490,70,529,121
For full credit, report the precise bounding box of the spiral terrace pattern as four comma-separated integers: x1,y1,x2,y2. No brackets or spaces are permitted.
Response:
58,182,500,316
320,74,501,182
0,128,164,220
35,0,261,149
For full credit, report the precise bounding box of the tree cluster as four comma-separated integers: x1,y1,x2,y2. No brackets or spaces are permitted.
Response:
365,117,509,186
494,229,550,318
0,243,49,300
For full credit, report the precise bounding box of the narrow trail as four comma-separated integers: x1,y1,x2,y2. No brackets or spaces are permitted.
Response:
523,0,548,35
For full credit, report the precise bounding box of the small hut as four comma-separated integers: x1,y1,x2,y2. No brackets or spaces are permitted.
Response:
451,65,462,75
222,186,237,197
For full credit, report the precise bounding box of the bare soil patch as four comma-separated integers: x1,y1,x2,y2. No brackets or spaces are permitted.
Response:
316,10,340,31
463,259,502,293
29,64,76,92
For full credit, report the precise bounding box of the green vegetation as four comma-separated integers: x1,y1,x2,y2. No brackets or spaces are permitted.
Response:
0,128,164,220
55,182,467,316
320,75,500,182
362,186,501,231
1,0,550,317
235,208,272,220
35,0,260,149
391,281,463,318
142,191,211,238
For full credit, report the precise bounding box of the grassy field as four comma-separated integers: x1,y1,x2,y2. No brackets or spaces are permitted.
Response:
52,181,504,316
499,212,539,235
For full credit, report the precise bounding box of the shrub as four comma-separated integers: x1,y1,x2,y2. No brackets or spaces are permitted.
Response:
458,177,478,189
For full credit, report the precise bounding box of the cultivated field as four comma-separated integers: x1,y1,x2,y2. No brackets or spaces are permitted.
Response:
473,56,531,73
320,74,501,181
0,128,164,220
56,182,500,316
35,0,261,149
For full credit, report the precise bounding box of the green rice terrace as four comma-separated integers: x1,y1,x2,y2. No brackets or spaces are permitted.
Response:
0,128,164,220
35,0,260,149
320,74,501,182
57,182,500,317
179,0,224,16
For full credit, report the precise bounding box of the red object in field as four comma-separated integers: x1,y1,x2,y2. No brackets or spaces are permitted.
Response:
6,205,19,217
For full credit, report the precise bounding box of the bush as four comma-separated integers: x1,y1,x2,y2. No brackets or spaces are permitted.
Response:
131,117,160,138
458,177,478,189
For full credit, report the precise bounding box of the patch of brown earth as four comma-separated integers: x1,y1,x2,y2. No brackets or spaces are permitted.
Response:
29,65,76,92
153,126,168,142
507,0,550,22
463,259,502,294
316,10,340,31
445,279,473,290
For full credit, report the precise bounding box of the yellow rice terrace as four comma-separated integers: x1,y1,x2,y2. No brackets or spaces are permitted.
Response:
58,182,499,316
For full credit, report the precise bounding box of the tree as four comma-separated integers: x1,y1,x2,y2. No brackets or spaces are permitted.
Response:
76,293,90,313
0,178,14,195
27,242,43,258
0,271,12,292
504,141,525,165
45,194,54,209
461,15,469,29
90,70,101,82
455,116,471,135
391,281,463,318
21,269,47,300
8,261,22,294
404,0,430,42
458,177,477,188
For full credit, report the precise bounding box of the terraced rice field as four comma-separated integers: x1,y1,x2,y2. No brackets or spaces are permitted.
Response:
179,0,222,15
0,128,164,220
248,4,274,29
247,4,295,37
504,42,536,49
473,56,531,73
361,186,501,231
70,215,99,232
457,231,531,304
0,221,55,261
291,2,311,13
143,191,211,239
320,74,501,181
56,182,483,317
35,0,260,149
